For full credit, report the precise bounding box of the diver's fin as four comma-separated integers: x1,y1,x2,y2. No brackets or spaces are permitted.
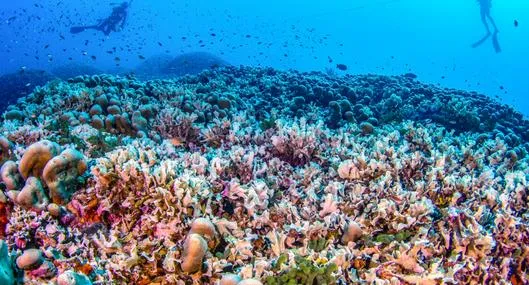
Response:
70,26,98,34
70,26,87,34
471,33,490,48
492,31,501,53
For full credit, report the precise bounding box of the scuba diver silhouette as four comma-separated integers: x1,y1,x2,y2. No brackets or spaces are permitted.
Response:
70,2,131,35
472,0,501,53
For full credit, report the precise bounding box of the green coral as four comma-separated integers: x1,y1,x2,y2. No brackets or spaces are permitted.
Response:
86,131,119,157
308,238,329,252
45,119,87,150
259,113,277,131
373,230,413,244
266,255,338,285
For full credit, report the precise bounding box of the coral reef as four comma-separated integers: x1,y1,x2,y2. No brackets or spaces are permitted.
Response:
0,66,528,284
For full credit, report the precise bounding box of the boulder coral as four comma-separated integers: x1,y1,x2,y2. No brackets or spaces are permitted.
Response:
0,136,13,166
189,217,217,245
180,233,208,273
42,149,87,204
16,248,43,270
0,161,23,190
19,140,61,179
16,177,49,212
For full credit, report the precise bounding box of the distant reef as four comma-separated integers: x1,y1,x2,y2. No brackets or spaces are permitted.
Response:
134,52,230,79
51,63,103,80
133,54,175,79
0,69,55,113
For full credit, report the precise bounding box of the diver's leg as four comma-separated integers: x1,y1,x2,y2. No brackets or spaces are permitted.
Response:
487,14,499,32
480,10,491,34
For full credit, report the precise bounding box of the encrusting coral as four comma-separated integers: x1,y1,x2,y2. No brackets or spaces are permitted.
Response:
0,67,528,284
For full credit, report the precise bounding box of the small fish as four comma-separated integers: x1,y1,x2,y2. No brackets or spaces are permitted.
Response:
114,57,121,61
25,83,31,87
138,55,145,59
91,55,97,60
336,63,347,71
158,42,163,46
514,20,518,27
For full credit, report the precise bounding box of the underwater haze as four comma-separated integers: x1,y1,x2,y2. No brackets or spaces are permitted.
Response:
2,1,529,285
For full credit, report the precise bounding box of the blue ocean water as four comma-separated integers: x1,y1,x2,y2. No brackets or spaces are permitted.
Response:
0,0,528,115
